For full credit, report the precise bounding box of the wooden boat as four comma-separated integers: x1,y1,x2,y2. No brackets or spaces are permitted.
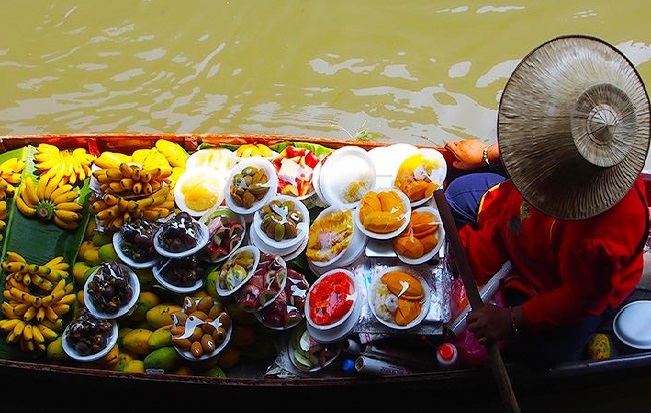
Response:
0,133,649,409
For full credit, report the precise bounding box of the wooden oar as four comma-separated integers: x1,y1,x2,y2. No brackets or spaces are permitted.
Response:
433,189,521,413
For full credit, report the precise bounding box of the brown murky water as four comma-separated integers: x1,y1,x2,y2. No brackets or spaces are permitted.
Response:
1,1,649,166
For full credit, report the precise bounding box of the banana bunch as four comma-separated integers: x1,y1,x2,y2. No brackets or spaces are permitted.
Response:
0,200,6,242
235,143,276,158
2,251,70,292
0,252,74,352
0,157,26,200
15,173,83,231
89,185,174,230
92,163,173,196
94,147,171,171
34,143,96,186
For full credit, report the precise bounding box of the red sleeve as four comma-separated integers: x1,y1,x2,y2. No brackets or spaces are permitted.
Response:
458,183,509,285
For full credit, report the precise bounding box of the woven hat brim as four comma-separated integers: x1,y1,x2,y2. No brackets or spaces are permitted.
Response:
498,35,650,220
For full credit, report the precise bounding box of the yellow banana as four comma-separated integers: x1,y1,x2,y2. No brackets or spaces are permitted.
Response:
51,303,70,316
1,302,19,319
21,178,40,206
119,163,134,177
53,191,80,206
44,171,64,200
96,204,119,221
43,255,64,268
2,261,28,273
6,331,19,344
54,209,81,222
15,195,36,217
23,306,37,322
49,184,74,201
0,318,21,332
37,324,58,341
5,251,26,263
12,319,26,336
35,307,45,323
31,324,45,344
58,293,76,306
53,216,79,231
55,202,83,212
44,306,59,322
93,151,130,169
41,318,62,332
105,168,124,181
132,182,142,194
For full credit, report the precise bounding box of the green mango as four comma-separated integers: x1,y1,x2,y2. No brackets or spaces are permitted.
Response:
148,326,173,350
143,346,181,371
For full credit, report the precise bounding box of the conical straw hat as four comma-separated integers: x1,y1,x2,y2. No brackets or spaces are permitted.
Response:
498,35,650,220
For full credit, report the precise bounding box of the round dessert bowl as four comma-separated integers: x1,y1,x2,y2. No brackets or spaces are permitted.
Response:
83,262,140,320
304,268,358,332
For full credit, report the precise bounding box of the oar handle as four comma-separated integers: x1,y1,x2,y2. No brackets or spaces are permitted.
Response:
433,189,521,413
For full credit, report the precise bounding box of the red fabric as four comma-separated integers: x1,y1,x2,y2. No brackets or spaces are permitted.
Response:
458,177,649,333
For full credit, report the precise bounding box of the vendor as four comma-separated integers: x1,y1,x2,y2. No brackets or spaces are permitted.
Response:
442,35,650,367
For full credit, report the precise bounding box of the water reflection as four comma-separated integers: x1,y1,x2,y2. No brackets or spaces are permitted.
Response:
0,1,650,167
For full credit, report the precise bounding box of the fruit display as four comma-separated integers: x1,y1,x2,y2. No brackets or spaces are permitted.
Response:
0,136,446,382
370,268,429,328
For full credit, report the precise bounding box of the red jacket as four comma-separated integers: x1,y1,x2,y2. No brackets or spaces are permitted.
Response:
459,177,649,332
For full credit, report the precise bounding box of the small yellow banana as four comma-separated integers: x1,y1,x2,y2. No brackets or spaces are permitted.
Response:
21,178,40,206
5,251,26,263
37,324,58,341
15,195,36,217
53,216,79,231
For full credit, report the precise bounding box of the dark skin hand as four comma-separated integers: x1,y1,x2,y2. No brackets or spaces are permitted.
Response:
444,139,499,170
467,304,523,344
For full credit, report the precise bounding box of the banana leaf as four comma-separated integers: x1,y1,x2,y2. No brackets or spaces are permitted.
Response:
0,145,91,361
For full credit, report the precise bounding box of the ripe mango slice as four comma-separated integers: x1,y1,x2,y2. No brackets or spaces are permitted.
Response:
381,271,424,300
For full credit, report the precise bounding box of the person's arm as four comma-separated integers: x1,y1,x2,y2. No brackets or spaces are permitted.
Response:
444,139,501,171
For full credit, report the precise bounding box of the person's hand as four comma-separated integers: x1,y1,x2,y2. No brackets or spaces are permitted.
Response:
444,139,487,170
466,304,513,345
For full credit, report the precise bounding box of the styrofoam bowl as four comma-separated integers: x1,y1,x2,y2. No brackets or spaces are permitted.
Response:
173,166,229,217
62,320,118,362
225,157,278,216
354,188,411,240
394,206,445,266
252,194,310,252
319,146,376,209
216,245,261,297
305,268,358,331
153,216,210,259
308,206,364,268
368,266,431,330
84,264,141,320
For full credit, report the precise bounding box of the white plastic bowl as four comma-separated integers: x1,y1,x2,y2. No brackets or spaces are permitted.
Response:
368,266,431,330
308,206,363,268
354,188,411,240
319,146,376,209
174,314,233,361
613,300,651,349
305,268,358,332
113,231,160,269
83,264,141,320
224,157,278,216
393,148,447,208
252,194,310,253
152,258,205,294
367,144,420,187
198,206,247,264
394,206,445,266
216,245,261,297
153,216,210,259
62,320,118,362
173,166,229,217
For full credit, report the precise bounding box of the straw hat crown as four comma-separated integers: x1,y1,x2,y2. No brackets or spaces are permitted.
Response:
498,35,650,220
